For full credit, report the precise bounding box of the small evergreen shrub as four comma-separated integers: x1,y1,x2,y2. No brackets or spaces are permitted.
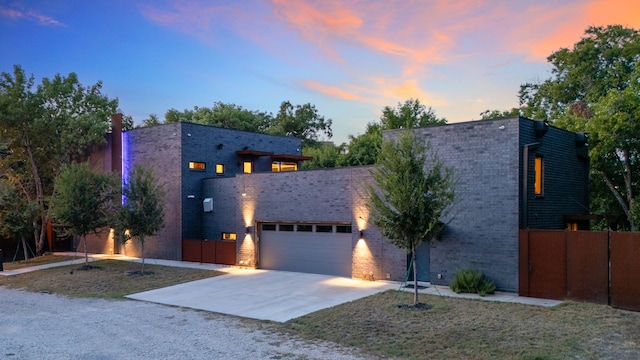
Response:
449,269,496,297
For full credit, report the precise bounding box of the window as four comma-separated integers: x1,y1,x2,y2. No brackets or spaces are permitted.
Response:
279,224,294,231
297,224,313,232
336,225,352,233
243,161,253,174
189,161,205,170
262,224,276,231
534,156,544,195
316,225,333,233
221,232,236,240
216,164,224,175
566,223,578,231
272,161,298,172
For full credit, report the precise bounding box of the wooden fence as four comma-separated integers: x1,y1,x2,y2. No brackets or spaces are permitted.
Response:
519,229,640,312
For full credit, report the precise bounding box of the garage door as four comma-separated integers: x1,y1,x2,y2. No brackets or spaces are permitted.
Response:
259,223,353,277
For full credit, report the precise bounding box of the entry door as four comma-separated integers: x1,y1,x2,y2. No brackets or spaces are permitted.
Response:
408,242,430,281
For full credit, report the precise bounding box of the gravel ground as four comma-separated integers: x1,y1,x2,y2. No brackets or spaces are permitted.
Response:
0,288,374,360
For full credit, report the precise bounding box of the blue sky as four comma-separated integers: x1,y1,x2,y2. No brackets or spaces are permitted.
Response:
2,0,639,144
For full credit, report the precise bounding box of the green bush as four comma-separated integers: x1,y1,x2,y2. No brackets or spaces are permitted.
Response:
449,269,496,297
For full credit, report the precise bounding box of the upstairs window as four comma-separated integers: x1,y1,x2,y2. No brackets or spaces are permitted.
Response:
189,161,206,170
216,163,224,175
272,161,298,172
534,156,544,195
243,161,253,174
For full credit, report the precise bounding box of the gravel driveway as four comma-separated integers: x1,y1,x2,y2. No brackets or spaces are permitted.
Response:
0,288,373,360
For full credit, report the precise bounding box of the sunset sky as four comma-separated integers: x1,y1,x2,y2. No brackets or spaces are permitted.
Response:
2,0,639,143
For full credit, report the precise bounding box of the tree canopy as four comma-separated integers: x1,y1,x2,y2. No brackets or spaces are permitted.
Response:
0,65,118,254
50,163,119,265
151,100,332,146
519,25,640,230
380,98,447,129
366,131,455,305
114,165,165,274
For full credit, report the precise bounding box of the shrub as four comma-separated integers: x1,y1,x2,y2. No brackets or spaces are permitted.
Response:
449,269,496,297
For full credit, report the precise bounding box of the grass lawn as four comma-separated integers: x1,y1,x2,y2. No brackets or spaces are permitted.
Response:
2,257,638,359
1,253,82,270
0,259,223,299
281,290,640,360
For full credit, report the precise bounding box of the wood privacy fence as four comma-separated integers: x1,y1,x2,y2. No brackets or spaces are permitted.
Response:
182,239,236,265
519,229,640,312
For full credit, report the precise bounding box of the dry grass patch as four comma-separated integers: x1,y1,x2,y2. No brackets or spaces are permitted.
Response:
282,290,640,360
0,259,223,299
2,254,82,270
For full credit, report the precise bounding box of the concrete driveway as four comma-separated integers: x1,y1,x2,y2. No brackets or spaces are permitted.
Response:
126,269,397,322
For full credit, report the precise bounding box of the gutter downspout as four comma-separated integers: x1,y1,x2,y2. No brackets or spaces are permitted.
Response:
522,142,540,228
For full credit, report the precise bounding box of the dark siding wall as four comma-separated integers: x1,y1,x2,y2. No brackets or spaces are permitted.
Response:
519,118,589,229
386,118,521,291
180,122,301,239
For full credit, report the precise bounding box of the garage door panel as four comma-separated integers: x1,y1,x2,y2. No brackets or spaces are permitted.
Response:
260,226,352,277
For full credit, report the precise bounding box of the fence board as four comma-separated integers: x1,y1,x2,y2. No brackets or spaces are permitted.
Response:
611,232,640,311
182,239,201,263
528,230,567,300
566,231,608,304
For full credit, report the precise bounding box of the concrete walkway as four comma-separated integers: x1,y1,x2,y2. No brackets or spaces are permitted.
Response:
1,252,562,322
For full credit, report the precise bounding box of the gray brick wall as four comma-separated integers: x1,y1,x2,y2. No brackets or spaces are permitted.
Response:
386,118,521,291
202,167,409,281
121,123,183,260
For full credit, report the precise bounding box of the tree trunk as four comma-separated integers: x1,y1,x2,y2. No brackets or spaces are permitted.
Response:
140,237,145,274
412,242,418,305
83,235,88,265
601,171,636,231
21,237,29,261
23,133,46,255
622,150,637,231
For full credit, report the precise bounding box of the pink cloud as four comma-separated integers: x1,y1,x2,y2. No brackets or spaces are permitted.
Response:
0,6,65,26
300,79,361,100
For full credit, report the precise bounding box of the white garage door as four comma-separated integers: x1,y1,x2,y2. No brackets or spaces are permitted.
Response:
259,223,353,277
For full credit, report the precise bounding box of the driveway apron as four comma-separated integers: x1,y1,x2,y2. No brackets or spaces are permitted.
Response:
126,269,397,322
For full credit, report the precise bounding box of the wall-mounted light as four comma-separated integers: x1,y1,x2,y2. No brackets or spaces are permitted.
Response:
359,230,364,239
217,143,223,150
246,226,252,234
241,193,247,197
187,195,195,199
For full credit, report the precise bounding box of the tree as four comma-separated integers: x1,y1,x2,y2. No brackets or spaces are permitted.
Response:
338,100,446,168
0,65,118,254
301,142,344,169
586,70,640,230
0,180,38,261
267,101,333,146
479,108,521,119
50,163,119,266
380,98,446,129
520,25,640,122
141,113,162,127
519,25,640,229
366,131,455,305
338,123,382,166
115,165,165,274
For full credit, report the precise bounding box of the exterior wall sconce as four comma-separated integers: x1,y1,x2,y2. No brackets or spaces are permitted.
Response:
246,226,252,234
359,230,364,239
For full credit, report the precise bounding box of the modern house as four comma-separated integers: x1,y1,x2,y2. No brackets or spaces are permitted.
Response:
86,115,589,292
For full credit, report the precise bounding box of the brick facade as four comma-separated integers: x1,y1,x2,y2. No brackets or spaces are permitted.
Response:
87,117,588,292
